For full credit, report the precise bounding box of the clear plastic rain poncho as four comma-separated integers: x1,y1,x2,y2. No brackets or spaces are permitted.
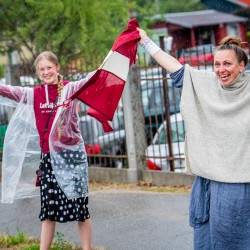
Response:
0,85,40,203
0,73,94,203
49,81,90,200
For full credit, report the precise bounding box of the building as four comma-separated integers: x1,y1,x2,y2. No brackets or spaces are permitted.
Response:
150,10,248,53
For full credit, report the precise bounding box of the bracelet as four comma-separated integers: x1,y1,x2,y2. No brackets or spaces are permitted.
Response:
141,38,161,57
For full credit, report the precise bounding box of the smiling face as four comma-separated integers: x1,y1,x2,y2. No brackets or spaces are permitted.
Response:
37,58,60,85
214,50,245,87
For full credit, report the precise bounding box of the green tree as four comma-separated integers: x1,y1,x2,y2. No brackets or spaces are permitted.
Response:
133,0,207,27
234,7,250,43
0,0,207,75
0,0,131,74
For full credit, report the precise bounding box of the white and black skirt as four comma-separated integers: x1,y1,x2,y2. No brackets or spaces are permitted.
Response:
39,153,90,222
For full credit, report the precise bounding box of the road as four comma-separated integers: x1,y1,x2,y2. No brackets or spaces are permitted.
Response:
0,189,193,250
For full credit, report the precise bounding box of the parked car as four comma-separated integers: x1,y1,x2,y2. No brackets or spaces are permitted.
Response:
78,109,126,168
145,112,186,172
20,76,38,86
140,68,181,144
178,44,213,65
79,115,102,156
66,72,88,81
0,78,6,84
0,105,9,125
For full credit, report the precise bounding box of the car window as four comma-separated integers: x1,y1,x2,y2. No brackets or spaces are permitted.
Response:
0,105,9,125
79,119,98,144
112,111,125,131
141,79,180,117
157,120,185,144
171,121,185,143
141,84,152,109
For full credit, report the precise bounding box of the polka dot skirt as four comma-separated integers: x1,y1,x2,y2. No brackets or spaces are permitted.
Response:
39,153,90,222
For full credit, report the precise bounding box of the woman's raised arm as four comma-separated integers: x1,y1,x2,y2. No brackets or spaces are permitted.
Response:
137,28,183,73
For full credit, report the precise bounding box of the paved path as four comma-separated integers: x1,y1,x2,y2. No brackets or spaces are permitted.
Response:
0,189,193,250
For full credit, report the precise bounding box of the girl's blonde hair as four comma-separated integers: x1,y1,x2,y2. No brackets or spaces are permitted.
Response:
34,51,64,97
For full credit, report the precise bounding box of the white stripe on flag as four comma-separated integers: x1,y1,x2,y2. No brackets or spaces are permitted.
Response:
99,51,129,81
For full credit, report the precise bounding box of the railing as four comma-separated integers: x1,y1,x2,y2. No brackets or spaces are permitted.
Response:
2,44,245,172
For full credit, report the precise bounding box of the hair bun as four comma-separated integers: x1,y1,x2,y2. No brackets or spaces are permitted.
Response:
219,36,242,47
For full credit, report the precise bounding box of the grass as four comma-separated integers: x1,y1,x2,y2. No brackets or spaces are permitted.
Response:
0,231,106,250
89,180,191,193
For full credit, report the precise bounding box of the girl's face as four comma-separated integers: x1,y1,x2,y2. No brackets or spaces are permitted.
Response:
37,58,60,85
214,50,245,87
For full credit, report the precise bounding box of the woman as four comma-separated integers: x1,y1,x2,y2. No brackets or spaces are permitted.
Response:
0,51,92,250
137,28,250,249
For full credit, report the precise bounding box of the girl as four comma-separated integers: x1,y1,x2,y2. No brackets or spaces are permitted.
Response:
0,51,92,250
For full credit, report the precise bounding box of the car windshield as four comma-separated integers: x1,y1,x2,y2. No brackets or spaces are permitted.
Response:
141,78,180,116
157,120,185,144
142,82,164,112
79,118,102,144
112,110,125,131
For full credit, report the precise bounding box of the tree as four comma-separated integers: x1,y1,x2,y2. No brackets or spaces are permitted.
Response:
0,0,207,75
0,0,131,74
133,0,207,27
234,7,250,43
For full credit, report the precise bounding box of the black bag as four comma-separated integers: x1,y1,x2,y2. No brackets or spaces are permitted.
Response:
35,161,43,187
35,97,58,187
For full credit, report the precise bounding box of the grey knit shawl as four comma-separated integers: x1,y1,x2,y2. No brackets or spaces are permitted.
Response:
180,64,250,182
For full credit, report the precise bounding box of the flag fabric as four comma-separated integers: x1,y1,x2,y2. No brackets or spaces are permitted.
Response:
69,18,140,132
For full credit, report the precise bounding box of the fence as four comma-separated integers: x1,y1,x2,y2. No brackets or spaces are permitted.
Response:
138,59,184,172
2,44,248,182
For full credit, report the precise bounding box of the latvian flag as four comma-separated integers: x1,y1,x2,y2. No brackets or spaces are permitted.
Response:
69,18,140,132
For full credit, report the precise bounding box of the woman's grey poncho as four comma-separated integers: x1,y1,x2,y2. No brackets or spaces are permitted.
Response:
181,65,250,183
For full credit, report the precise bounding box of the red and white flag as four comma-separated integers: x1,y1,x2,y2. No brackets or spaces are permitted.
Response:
69,18,140,132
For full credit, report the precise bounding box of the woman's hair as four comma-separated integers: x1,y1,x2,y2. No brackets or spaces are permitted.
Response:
34,51,64,98
216,36,248,66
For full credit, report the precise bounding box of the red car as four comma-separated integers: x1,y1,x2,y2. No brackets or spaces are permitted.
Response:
178,44,213,65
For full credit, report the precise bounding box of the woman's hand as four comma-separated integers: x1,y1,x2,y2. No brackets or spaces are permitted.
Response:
137,27,183,73
137,28,149,44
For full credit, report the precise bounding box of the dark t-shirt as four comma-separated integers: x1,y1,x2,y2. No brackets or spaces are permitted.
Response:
170,66,184,88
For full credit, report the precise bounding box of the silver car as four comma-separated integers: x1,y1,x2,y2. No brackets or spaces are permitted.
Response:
79,110,126,168
145,112,186,172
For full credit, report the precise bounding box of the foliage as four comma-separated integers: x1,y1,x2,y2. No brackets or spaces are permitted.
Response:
0,231,39,249
156,0,206,13
0,0,131,74
132,0,207,28
247,31,250,44
0,231,107,249
0,0,208,75
54,231,72,250
0,64,4,77
234,7,250,42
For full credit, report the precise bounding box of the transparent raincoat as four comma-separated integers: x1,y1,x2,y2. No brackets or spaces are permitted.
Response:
0,73,93,203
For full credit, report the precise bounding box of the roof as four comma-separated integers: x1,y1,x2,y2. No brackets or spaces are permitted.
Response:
153,10,247,29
